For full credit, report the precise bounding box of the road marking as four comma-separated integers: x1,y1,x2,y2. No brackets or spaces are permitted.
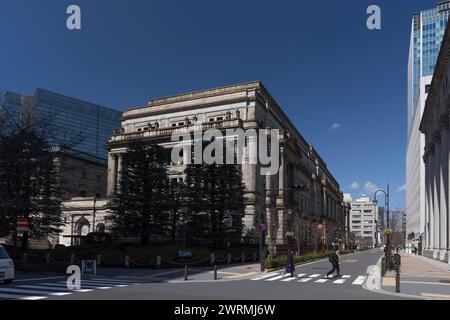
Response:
281,276,297,282
91,278,141,284
265,274,289,281
315,278,328,283
250,273,279,280
0,288,71,296
50,282,112,289
19,285,93,293
298,277,312,283
75,280,133,286
296,273,306,278
352,276,367,285
13,276,66,283
21,296,47,300
308,274,321,278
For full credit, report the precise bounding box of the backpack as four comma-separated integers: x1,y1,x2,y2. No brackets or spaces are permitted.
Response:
328,253,333,263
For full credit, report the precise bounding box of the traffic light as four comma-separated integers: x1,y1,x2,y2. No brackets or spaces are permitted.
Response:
290,184,309,192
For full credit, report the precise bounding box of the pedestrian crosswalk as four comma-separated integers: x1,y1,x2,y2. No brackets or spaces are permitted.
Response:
0,278,141,300
250,272,368,286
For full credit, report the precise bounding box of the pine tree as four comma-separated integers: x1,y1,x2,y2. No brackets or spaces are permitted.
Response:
0,129,63,249
184,163,245,247
109,141,170,245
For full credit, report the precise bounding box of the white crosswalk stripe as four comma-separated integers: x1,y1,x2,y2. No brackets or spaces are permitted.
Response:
333,275,351,284
265,274,290,281
0,278,142,300
19,285,93,293
298,277,313,283
250,273,280,280
45,283,112,289
315,278,328,283
308,274,321,278
0,288,71,296
352,276,367,285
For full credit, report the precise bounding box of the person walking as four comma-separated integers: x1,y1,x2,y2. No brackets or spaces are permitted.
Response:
285,250,295,277
326,248,341,278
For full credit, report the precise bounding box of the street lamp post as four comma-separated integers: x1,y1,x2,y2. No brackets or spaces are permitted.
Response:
180,207,189,249
374,185,391,271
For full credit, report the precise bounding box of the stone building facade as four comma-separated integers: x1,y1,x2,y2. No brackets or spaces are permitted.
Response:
419,21,450,262
54,147,108,200
105,81,345,250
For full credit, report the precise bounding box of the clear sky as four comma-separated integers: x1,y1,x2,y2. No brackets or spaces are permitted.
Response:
0,0,441,209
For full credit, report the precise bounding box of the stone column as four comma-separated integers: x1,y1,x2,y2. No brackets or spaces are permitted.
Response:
107,153,117,196
433,136,440,251
440,121,449,252
117,154,123,194
424,152,429,249
276,147,285,244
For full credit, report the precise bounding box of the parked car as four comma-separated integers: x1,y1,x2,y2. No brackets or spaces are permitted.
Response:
0,245,14,284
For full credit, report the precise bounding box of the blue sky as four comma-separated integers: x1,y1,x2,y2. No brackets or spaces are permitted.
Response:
0,0,441,208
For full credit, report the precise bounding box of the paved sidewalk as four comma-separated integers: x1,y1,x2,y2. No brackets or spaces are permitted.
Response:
93,263,261,283
382,252,450,300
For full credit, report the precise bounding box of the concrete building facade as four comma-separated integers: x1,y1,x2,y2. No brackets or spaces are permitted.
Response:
349,195,380,248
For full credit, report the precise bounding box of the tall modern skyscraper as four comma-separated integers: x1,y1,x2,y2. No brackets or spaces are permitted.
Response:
406,1,450,241
0,88,121,161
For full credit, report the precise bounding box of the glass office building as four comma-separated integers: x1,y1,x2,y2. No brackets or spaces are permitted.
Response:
0,89,121,161
407,2,450,136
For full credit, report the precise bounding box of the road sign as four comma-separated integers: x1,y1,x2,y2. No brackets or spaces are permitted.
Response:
259,224,266,231
16,218,29,233
17,217,28,228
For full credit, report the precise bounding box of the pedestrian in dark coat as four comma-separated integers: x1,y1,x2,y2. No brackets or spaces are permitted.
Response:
286,250,295,277
326,249,341,278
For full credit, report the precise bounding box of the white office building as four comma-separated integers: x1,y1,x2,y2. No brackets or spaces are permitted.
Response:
349,195,380,248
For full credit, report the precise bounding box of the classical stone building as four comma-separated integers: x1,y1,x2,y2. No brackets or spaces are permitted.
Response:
104,81,345,251
419,20,450,262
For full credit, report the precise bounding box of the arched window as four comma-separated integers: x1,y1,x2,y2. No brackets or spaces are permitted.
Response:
96,223,105,233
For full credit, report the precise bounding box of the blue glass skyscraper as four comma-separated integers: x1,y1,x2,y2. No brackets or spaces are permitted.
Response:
0,89,121,161
406,1,450,244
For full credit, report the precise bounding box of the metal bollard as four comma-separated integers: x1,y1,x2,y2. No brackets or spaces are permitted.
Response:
395,266,400,293
253,252,257,262
210,253,215,265
70,254,75,264
125,256,130,268
156,256,161,269
227,253,231,264
45,253,50,263
184,265,188,281
214,264,218,280
97,254,101,266
241,252,245,263
22,253,27,262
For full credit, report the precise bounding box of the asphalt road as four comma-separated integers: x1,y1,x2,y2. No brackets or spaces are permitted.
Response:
0,250,412,300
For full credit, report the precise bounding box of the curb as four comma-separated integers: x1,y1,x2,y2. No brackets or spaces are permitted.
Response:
362,256,425,300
